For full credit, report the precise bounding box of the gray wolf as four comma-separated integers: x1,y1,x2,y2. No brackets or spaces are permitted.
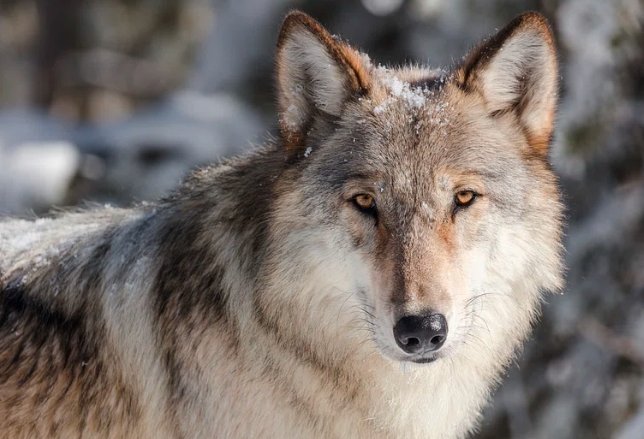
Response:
0,10,563,438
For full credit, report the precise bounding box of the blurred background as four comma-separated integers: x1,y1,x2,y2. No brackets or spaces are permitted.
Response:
0,0,642,437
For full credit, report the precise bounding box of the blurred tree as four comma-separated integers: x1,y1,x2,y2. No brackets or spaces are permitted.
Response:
26,0,211,121
34,0,83,108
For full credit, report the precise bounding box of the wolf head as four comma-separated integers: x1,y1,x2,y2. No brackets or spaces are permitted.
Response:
264,11,563,366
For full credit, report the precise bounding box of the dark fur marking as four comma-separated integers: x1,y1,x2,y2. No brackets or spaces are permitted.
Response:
0,227,142,435
214,152,281,272
389,256,409,309
153,214,233,335
153,148,292,429
252,291,361,407
0,284,88,377
409,75,445,92
153,211,239,434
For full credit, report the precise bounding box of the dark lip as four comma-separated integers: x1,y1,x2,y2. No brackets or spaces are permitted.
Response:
409,356,439,364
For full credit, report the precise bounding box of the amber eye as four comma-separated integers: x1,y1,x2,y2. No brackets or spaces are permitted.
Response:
352,194,377,217
454,190,477,207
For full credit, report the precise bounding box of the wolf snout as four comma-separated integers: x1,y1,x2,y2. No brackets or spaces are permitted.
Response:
393,313,448,354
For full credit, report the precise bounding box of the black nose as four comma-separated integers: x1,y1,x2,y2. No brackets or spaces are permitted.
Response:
393,313,448,354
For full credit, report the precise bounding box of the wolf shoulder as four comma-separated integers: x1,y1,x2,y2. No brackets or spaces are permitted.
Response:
0,205,147,277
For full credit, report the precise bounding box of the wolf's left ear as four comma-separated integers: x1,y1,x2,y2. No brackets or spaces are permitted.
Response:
456,12,558,156
276,11,370,152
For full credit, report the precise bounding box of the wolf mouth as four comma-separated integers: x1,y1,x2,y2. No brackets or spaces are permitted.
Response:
409,355,440,364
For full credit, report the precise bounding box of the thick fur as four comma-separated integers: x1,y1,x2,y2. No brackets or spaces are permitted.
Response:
0,11,563,439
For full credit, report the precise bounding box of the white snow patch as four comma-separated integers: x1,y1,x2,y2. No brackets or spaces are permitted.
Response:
304,146,313,158
362,0,404,16
282,103,303,130
0,206,139,284
0,141,79,214
372,67,447,118
430,318,442,331
380,71,427,109
373,101,391,115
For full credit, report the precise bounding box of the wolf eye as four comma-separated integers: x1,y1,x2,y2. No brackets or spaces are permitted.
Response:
454,190,477,208
352,194,377,217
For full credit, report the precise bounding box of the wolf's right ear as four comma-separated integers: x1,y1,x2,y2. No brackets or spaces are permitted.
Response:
276,11,370,152
456,12,558,157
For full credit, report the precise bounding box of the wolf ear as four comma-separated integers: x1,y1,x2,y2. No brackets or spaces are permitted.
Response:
276,11,370,152
456,12,558,156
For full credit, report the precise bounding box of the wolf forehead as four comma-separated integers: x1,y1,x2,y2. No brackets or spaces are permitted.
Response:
288,59,517,189
300,73,518,194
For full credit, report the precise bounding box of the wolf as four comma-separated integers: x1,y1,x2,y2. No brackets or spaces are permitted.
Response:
0,10,563,439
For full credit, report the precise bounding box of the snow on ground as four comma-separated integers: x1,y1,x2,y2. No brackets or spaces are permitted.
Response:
0,111,77,215
0,140,79,215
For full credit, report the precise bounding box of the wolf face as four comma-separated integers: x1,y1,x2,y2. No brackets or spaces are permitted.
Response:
268,12,563,365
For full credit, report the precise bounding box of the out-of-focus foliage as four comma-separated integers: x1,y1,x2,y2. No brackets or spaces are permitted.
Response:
0,1,642,437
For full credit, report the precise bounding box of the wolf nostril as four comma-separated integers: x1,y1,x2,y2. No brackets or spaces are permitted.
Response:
393,312,448,354
430,335,445,346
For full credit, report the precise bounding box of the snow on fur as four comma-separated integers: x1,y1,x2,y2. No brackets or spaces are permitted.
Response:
371,67,450,128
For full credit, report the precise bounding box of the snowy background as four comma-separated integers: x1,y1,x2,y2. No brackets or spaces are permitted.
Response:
0,0,642,437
